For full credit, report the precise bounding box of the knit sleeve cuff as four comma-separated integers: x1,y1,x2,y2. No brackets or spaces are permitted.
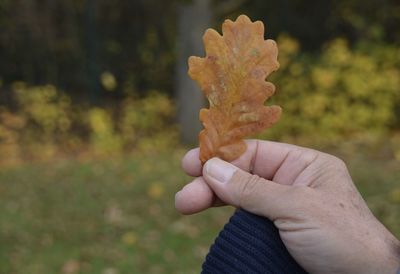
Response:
202,209,308,274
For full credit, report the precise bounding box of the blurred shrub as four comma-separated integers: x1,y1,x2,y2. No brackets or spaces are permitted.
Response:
119,92,177,151
100,71,118,92
392,134,400,161
0,85,177,163
0,36,399,163
0,108,24,164
7,83,74,160
88,108,123,156
13,83,72,137
263,35,400,145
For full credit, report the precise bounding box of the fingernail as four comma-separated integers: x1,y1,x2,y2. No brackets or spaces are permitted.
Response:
205,158,237,184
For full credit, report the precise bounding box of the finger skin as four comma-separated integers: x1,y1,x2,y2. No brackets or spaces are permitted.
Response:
175,177,217,215
181,148,202,177
181,140,320,180
178,140,319,215
202,158,302,220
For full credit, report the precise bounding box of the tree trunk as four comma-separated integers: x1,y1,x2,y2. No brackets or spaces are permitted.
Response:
176,0,211,145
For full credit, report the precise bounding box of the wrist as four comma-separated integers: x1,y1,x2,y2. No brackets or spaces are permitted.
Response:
356,233,400,274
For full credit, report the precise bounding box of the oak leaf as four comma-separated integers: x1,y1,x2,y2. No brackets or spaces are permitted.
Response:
189,14,281,163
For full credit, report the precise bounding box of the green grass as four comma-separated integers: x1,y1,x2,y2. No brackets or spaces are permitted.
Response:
0,148,399,274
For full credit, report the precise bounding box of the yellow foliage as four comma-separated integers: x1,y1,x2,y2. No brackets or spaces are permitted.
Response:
262,35,400,143
88,108,113,135
119,92,176,149
323,38,351,65
277,34,300,55
311,68,337,89
389,188,400,204
0,84,177,162
147,183,164,200
88,108,122,156
276,34,300,68
100,71,117,91
121,231,137,246
13,83,72,136
392,134,400,161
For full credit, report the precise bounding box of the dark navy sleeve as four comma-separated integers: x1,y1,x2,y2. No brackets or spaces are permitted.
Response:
202,209,308,274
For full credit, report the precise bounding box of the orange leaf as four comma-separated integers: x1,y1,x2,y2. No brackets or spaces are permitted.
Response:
188,15,281,163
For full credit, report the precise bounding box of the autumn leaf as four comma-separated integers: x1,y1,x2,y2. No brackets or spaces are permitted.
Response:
188,14,281,163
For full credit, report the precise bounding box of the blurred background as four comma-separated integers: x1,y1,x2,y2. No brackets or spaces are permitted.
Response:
0,0,399,273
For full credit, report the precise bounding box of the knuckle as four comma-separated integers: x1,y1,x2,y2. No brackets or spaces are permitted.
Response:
302,149,319,163
289,148,319,167
303,147,348,171
328,155,347,170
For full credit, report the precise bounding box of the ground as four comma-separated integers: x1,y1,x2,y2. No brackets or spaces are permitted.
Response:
0,147,399,274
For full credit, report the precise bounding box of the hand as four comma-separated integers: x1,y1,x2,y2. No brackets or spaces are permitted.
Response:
175,140,400,274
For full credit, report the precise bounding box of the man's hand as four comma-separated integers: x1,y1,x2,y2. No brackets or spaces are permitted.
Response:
175,140,400,274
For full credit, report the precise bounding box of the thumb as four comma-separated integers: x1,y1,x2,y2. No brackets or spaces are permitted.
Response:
202,157,301,220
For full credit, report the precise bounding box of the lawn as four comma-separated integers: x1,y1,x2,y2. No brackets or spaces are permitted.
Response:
0,147,399,274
